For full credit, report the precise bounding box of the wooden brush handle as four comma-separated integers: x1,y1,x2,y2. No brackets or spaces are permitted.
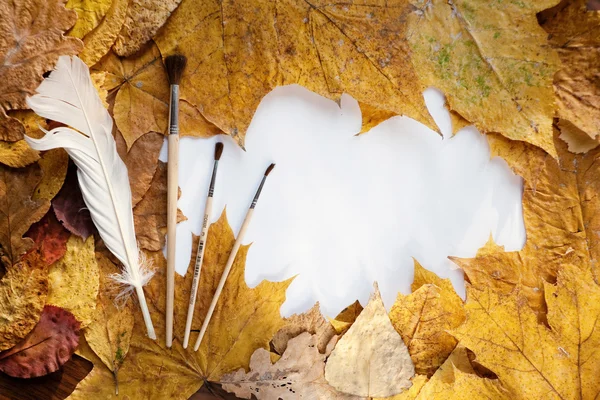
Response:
194,209,254,351
166,133,179,348
182,197,213,348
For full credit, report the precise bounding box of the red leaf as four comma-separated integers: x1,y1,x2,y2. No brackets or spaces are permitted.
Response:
25,211,70,265
52,163,95,240
0,305,80,378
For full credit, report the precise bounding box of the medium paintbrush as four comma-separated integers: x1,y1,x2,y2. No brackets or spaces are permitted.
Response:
182,141,224,349
194,163,276,351
165,54,187,348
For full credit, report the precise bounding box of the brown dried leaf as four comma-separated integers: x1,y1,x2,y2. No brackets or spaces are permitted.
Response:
25,211,70,265
0,111,25,142
52,163,95,240
325,284,414,397
0,163,50,266
0,305,80,378
115,130,163,207
0,0,82,113
133,162,186,251
94,43,221,150
0,253,48,351
113,0,184,57
222,333,361,399
271,302,336,355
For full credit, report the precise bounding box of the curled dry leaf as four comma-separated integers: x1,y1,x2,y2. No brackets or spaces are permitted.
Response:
154,0,435,146
389,260,465,376
0,305,80,378
408,0,560,157
271,302,336,355
84,253,134,392
25,211,70,265
66,0,113,39
78,0,129,66
453,131,600,319
325,284,415,397
94,43,221,150
71,211,292,398
222,332,362,399
52,163,95,240
115,130,163,207
133,162,186,251
0,0,82,111
46,235,99,328
0,253,49,351
452,264,600,399
558,119,600,154
113,0,184,57
330,300,363,335
0,140,40,168
0,163,50,266
540,0,600,141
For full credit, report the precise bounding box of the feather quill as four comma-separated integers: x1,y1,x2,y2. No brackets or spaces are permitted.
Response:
24,56,156,339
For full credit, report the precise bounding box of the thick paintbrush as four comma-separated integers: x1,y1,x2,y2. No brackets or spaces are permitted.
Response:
183,142,224,348
194,163,275,351
165,54,187,348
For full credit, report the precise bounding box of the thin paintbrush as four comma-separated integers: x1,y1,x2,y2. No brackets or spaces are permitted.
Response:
165,54,187,348
182,142,224,349
194,163,275,351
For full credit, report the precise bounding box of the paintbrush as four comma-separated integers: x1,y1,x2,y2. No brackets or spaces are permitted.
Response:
182,141,224,349
165,54,187,348
194,163,276,351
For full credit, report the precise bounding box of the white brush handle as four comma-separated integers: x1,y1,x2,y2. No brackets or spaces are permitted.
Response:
182,197,213,348
194,208,254,351
166,133,179,347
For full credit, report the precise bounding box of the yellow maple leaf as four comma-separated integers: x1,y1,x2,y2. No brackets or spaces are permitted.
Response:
93,43,221,149
78,0,128,66
46,235,99,328
389,260,465,376
452,131,599,317
70,210,292,398
452,264,600,399
66,0,113,39
408,0,561,157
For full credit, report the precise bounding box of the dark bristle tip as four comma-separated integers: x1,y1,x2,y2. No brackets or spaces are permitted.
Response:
265,163,275,176
165,54,187,85
214,142,224,160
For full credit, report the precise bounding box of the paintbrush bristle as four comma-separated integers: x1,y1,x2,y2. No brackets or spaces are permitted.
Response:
214,142,224,161
165,54,187,85
264,163,275,176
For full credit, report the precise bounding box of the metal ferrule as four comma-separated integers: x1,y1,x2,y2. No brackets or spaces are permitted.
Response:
250,176,267,209
208,160,219,197
168,84,179,135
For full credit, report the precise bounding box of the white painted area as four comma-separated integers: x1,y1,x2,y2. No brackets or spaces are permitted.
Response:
159,86,525,317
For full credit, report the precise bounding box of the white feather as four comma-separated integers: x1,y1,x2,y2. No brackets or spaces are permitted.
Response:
24,56,156,338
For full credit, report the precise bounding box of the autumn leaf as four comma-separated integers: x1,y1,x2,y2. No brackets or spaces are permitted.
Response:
84,253,134,393
116,130,163,207
46,235,99,328
94,43,221,149
389,260,465,376
408,0,561,157
34,148,69,202
0,0,82,140
113,0,184,57
452,131,599,317
66,0,113,39
25,212,70,265
133,162,186,251
0,305,80,378
557,119,600,154
0,140,39,168
325,284,414,397
52,163,95,240
0,163,50,266
78,0,129,66
330,300,363,335
222,332,361,399
271,302,336,355
154,0,436,146
0,253,48,351
452,263,600,399
540,0,600,141
71,211,292,398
